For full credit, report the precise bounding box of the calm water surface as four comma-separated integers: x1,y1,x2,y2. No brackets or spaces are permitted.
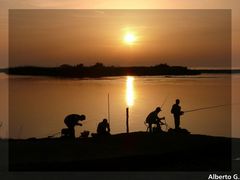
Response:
1,73,239,138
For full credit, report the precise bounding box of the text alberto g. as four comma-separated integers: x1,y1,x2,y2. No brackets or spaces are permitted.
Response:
208,174,240,180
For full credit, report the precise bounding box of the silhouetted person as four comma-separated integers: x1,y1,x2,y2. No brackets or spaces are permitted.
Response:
97,118,110,136
146,107,165,133
171,99,184,130
63,114,86,138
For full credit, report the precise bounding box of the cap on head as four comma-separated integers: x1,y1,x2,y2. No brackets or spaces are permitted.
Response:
156,107,161,112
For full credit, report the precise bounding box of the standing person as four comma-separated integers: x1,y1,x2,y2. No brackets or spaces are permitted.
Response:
145,107,165,133
171,99,184,130
63,114,86,138
97,118,111,136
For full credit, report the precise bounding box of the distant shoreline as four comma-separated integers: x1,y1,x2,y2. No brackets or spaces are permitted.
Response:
3,63,201,77
196,69,240,74
0,64,239,78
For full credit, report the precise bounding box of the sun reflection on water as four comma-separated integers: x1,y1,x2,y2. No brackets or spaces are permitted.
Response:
126,76,135,107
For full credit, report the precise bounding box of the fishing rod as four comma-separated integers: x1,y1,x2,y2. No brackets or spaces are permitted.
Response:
0,122,2,138
160,94,169,108
107,93,110,126
184,104,230,113
47,131,61,138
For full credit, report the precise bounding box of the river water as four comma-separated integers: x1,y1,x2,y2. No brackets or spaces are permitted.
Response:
0,73,239,139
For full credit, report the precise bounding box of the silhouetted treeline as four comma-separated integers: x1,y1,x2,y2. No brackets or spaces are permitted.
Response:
6,63,201,77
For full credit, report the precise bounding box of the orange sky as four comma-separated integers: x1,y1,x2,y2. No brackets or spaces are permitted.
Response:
9,9,231,67
1,0,240,68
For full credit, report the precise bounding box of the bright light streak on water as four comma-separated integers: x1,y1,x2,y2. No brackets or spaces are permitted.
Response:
126,76,135,107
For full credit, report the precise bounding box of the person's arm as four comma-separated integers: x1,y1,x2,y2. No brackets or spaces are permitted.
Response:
106,123,110,132
158,117,165,125
76,122,83,126
171,105,174,114
179,106,184,115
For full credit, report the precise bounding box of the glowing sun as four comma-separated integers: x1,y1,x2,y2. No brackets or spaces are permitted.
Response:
123,33,136,45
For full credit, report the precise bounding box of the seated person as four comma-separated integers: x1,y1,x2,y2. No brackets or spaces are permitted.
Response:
146,107,165,133
97,118,110,136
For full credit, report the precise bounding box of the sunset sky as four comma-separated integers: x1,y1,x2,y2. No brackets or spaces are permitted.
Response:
1,0,240,68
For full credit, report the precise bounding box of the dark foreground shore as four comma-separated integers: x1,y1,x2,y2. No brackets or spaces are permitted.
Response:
8,131,238,171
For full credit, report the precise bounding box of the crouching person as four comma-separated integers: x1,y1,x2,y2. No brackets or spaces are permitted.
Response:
61,114,86,138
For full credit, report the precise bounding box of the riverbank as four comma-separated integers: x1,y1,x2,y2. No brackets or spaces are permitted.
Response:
8,131,237,171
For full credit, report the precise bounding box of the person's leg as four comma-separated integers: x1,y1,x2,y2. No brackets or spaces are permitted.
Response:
175,116,180,129
174,116,179,129
149,123,152,133
156,120,161,132
69,127,75,138
157,123,161,132
178,116,181,128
